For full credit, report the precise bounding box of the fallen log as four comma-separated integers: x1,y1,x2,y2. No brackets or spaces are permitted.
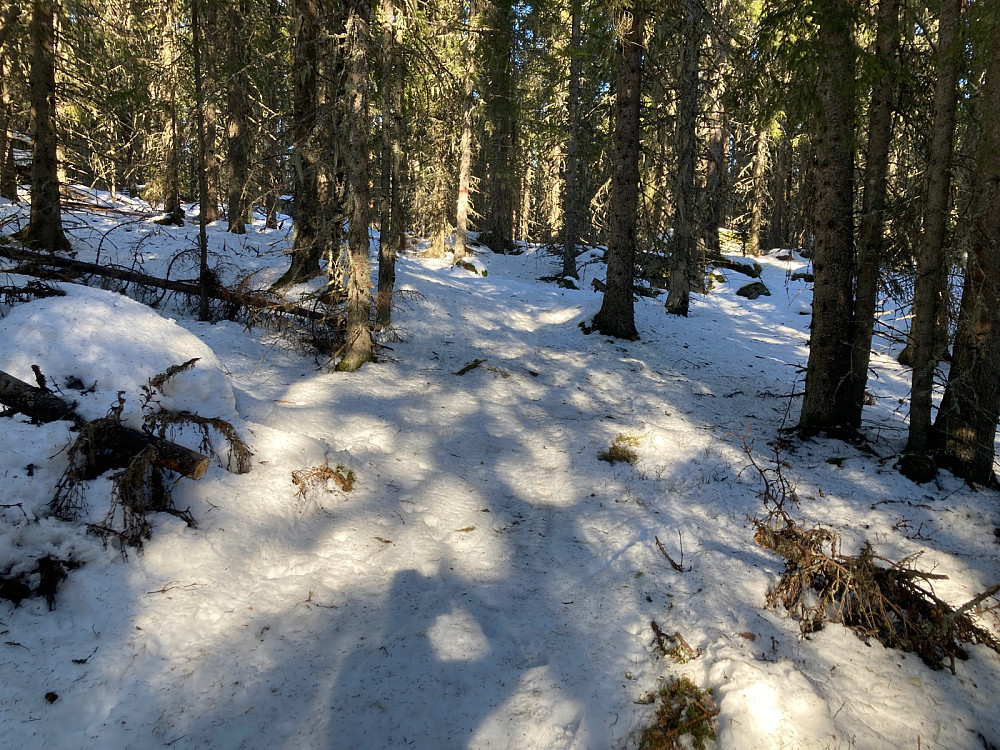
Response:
0,244,329,321
0,369,81,425
0,369,211,480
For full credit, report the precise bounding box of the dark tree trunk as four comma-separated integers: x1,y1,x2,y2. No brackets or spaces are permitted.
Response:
192,0,211,322
226,0,251,234
454,0,478,263
592,0,646,339
0,5,19,201
746,125,769,257
274,0,323,287
0,243,330,321
797,1,857,434
0,370,212,480
702,0,729,258
25,0,69,252
906,0,964,456
202,0,221,223
262,0,283,229
336,0,374,371
480,1,517,255
767,122,790,252
666,0,703,317
932,15,1000,484
155,1,184,226
376,0,402,327
561,0,582,279
847,0,899,425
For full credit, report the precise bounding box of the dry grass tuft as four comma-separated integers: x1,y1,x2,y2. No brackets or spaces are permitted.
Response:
292,461,356,499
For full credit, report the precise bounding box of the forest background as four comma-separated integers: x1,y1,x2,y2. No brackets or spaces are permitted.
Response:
5,0,1000,479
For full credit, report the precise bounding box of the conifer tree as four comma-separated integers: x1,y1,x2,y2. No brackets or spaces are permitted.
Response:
905,0,965,457
454,0,479,263
479,0,518,255
592,0,646,340
560,0,583,279
25,0,69,251
797,0,858,434
376,0,403,326
665,0,705,317
0,4,23,202
337,0,375,371
847,0,899,424
274,0,325,287
932,6,1000,484
225,0,252,234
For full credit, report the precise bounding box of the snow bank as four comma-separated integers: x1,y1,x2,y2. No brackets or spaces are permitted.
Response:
0,279,237,427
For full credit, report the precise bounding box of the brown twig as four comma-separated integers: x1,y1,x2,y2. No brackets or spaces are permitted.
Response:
651,620,670,655
671,630,701,660
655,535,684,572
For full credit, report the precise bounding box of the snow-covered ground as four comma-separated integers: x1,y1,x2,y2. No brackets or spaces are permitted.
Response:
1,192,999,749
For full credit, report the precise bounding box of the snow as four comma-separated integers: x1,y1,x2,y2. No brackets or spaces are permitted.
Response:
1,192,999,749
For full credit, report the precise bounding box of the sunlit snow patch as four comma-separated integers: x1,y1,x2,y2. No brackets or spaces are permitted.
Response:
428,605,492,662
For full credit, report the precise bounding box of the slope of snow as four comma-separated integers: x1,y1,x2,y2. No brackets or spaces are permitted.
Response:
0,194,998,749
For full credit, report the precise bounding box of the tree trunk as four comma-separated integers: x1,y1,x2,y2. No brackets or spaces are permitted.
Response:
336,0,374,372
454,0,478,263
202,0,221,223
192,0,211,322
847,0,899,426
666,0,703,316
274,0,324,288
932,14,1000,484
0,5,19,201
700,0,729,259
153,1,184,226
262,0,284,229
0,243,329,321
25,0,69,252
592,0,646,340
225,0,251,234
906,0,964,456
797,0,857,434
702,60,729,256
480,1,517,255
376,0,402,327
747,125,769,257
767,122,790,252
425,156,450,259
560,0,582,279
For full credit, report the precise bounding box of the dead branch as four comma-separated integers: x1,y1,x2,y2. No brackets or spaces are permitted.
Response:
651,620,671,655
755,519,1000,673
655,535,684,572
0,244,327,321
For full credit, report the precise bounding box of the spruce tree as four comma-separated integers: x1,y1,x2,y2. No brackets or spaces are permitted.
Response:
25,0,69,252
592,0,647,340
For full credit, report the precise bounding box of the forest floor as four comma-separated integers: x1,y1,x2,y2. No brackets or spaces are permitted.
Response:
1,191,999,749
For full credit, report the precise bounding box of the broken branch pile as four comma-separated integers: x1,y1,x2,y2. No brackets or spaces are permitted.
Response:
754,520,1000,673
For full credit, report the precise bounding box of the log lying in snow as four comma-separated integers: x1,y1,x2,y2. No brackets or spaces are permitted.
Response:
0,244,328,321
0,369,211,480
0,369,80,425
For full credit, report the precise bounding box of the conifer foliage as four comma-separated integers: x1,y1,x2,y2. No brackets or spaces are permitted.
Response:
5,0,1000,471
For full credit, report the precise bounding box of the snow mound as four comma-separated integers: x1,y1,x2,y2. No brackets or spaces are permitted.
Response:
0,280,237,427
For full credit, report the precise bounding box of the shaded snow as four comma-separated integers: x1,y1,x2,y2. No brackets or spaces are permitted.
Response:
0,193,998,749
